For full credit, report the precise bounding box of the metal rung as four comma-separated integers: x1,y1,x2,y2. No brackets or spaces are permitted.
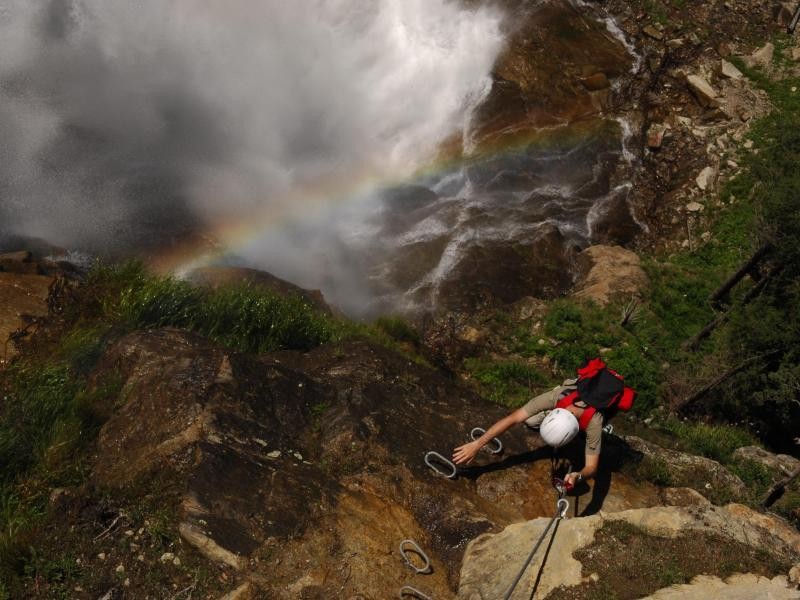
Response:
469,427,503,454
399,539,432,574
399,585,433,599
424,451,457,479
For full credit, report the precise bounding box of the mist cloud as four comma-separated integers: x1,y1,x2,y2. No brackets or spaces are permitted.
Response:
0,0,505,257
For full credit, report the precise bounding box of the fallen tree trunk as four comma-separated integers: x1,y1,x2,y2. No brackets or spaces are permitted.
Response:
685,264,779,351
761,464,800,508
709,243,771,307
676,348,782,412
676,355,761,410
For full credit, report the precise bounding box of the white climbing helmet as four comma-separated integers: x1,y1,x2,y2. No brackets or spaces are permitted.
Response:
539,408,579,448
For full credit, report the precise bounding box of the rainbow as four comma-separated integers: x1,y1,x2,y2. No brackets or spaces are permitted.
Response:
152,116,620,278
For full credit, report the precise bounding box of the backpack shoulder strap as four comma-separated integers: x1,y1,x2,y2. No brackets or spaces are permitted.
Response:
578,406,596,430
556,390,579,410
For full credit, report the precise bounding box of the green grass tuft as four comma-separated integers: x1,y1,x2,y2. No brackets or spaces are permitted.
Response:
660,419,758,463
463,358,548,407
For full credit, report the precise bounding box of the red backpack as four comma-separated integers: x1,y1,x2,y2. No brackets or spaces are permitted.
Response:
555,357,636,430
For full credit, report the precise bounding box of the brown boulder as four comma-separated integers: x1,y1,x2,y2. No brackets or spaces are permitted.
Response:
0,271,53,364
573,245,649,306
0,250,42,275
581,72,610,91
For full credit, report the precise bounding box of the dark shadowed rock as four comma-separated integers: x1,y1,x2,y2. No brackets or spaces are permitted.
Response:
590,189,643,245
434,223,578,312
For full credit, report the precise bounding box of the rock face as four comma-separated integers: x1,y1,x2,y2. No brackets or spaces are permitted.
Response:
641,574,800,600
686,75,720,107
458,504,800,599
623,435,747,497
91,328,664,597
733,446,800,475
573,245,649,305
742,42,775,69
362,0,639,315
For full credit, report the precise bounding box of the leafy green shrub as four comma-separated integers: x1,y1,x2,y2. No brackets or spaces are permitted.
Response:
374,316,420,345
635,456,674,487
730,459,772,495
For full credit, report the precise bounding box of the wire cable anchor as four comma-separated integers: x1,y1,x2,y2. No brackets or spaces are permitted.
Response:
424,451,457,479
469,427,503,454
399,539,432,574
399,585,433,599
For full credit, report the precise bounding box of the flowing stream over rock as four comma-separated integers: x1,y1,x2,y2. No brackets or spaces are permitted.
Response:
0,0,641,317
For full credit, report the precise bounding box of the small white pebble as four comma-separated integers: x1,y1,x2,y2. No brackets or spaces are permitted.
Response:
173,557,181,566
115,564,125,573
160,552,175,563
137,554,145,562
124,578,130,587
97,553,106,561
124,529,134,537
137,527,144,535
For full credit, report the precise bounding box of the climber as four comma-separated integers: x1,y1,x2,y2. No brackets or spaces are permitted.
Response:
452,357,635,488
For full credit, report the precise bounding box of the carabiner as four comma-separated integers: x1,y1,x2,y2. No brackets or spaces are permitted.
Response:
399,539,432,574
399,585,433,599
557,498,569,518
469,427,503,454
424,451,457,479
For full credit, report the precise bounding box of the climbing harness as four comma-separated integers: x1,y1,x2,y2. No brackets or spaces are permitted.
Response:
399,539,432,574
469,427,503,454
399,585,433,599
502,497,569,600
424,451,457,479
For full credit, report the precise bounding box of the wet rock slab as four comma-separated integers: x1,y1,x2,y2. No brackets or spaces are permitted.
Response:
90,328,661,597
458,504,800,599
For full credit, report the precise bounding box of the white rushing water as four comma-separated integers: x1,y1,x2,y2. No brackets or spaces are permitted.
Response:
0,0,506,248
